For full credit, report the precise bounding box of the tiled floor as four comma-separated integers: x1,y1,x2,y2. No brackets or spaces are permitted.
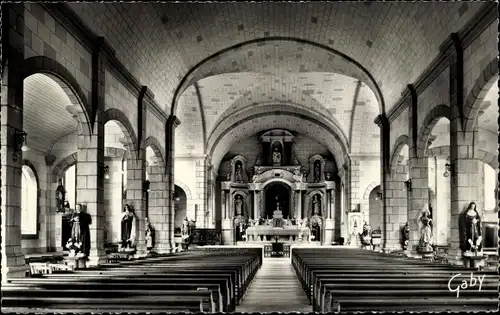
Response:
237,258,312,313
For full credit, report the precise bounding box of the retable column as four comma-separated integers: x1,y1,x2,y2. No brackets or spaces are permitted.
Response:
324,182,336,245
221,182,232,244
1,3,28,280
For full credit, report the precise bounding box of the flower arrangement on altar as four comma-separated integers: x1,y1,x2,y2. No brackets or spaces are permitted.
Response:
66,238,82,256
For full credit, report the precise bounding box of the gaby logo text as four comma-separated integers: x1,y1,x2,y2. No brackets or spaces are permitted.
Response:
447,273,485,298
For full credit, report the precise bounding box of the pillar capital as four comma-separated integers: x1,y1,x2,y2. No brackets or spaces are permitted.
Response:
221,181,232,190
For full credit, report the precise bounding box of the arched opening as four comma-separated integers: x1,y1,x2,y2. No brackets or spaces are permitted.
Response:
22,71,89,253
64,164,77,210
174,185,188,235
426,117,451,247
103,120,129,245
368,185,382,232
264,182,291,219
21,165,38,237
483,163,498,211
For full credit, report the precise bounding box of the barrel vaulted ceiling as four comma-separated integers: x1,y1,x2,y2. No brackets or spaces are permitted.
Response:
69,1,481,112
66,2,483,163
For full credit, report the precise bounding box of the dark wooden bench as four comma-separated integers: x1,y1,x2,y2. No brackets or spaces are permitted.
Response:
2,290,215,312
3,246,262,313
292,248,498,313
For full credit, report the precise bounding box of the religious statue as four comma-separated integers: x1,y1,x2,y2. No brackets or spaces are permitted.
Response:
121,204,135,248
460,202,482,253
145,217,154,250
234,195,243,216
56,179,66,213
314,163,321,182
235,164,244,183
255,155,262,167
402,222,410,250
418,205,434,253
68,203,91,257
272,148,281,165
182,217,190,236
361,222,372,247
312,195,321,215
226,173,231,181
293,168,303,182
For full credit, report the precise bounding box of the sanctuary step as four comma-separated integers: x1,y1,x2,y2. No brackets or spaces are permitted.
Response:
237,258,311,313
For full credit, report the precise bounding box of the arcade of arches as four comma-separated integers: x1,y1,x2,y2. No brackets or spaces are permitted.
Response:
1,2,498,280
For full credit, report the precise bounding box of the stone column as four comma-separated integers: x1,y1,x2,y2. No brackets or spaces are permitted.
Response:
163,116,180,253
447,34,482,265
295,190,302,219
1,3,28,280
221,189,227,219
147,164,168,254
385,162,409,251
253,191,258,219
407,157,429,255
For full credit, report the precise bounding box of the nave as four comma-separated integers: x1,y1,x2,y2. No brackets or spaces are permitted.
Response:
2,246,498,313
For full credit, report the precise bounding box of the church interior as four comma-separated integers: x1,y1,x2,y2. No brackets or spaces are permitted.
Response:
1,2,498,313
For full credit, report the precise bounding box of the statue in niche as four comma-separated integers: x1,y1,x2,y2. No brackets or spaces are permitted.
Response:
121,204,135,248
68,203,91,257
235,163,244,183
312,195,321,216
272,148,281,165
418,205,433,253
460,202,482,253
56,179,66,213
314,162,321,182
234,195,243,216
226,173,231,181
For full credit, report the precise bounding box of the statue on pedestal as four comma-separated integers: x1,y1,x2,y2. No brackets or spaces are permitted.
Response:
272,148,281,165
418,205,433,253
56,179,66,213
68,203,91,257
361,222,372,248
121,204,135,249
460,202,482,253
145,218,154,250
402,222,410,250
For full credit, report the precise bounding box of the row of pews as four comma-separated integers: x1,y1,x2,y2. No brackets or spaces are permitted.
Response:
292,248,498,312
2,247,262,313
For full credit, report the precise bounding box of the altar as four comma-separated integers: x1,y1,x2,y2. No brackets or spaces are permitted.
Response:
246,225,311,242
219,129,339,246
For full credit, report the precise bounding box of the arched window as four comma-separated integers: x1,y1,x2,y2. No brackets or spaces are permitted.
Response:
21,164,38,236
64,164,76,209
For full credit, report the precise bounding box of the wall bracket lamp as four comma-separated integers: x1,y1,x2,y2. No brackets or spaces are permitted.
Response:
12,130,29,161
443,163,453,177
142,180,151,193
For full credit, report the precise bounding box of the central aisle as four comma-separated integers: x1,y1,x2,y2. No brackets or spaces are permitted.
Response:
237,258,312,313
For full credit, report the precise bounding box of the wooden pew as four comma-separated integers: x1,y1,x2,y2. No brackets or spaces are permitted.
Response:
3,247,262,313
291,248,498,312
